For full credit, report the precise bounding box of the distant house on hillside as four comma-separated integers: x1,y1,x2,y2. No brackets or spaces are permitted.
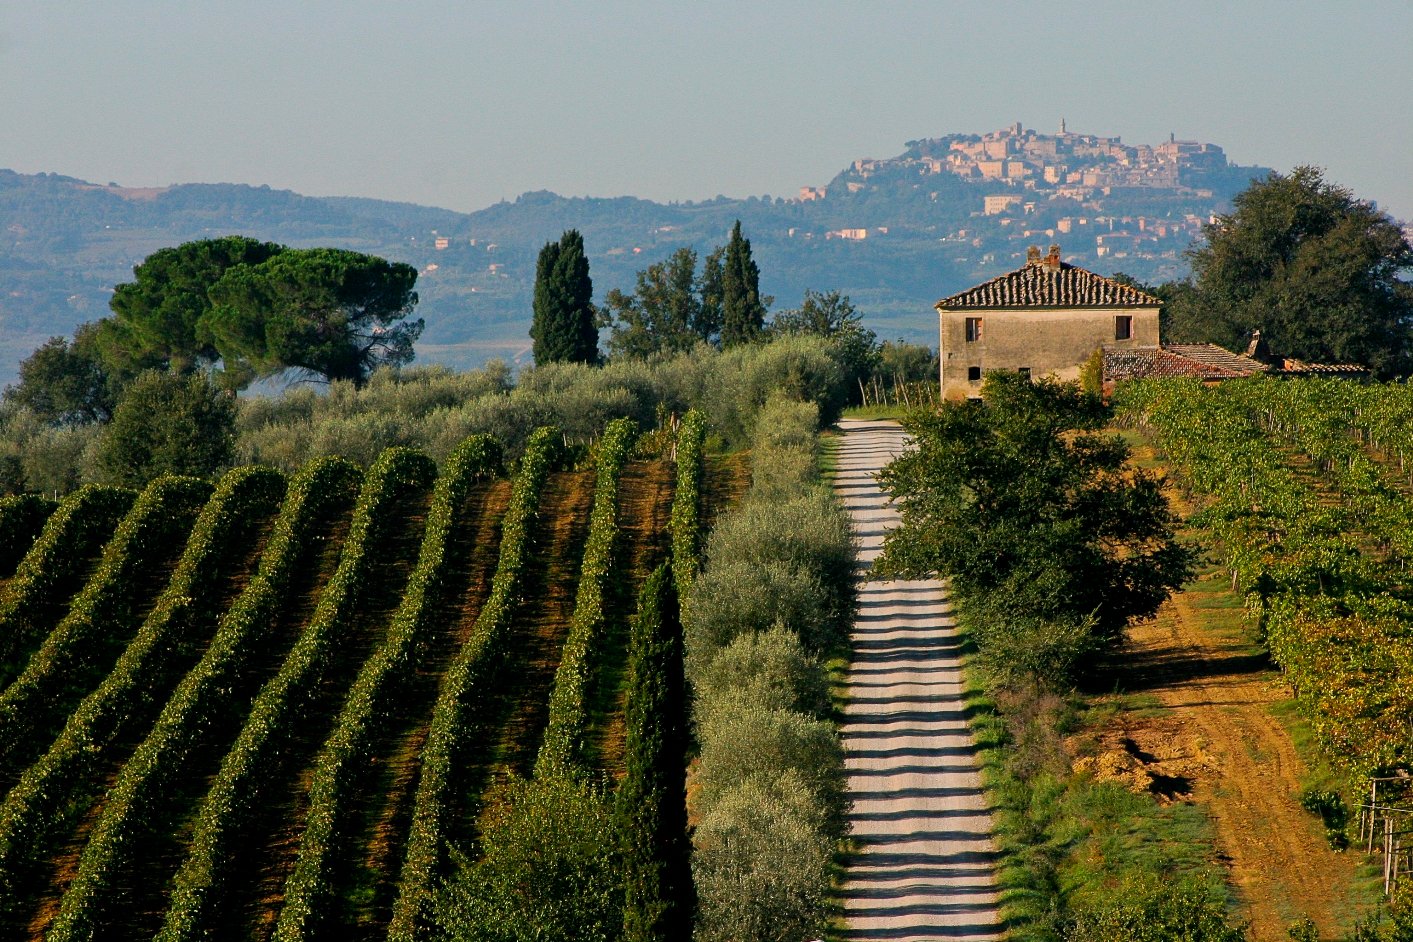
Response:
936,244,1160,398
935,246,1365,398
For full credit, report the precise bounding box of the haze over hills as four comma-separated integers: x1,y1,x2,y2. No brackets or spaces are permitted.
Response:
0,123,1273,387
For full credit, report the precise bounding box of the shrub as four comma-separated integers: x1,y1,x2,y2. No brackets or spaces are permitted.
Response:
684,557,832,678
689,701,846,834
433,776,622,942
692,625,831,725
97,371,236,487
1065,877,1249,941
690,770,835,942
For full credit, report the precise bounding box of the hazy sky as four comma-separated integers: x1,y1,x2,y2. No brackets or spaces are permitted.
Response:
3,1,1411,220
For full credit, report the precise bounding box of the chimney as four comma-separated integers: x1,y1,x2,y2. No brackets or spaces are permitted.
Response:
1043,244,1061,271
1026,245,1041,265
1246,329,1275,364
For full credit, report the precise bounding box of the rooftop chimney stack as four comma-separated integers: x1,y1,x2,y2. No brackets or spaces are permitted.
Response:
1026,245,1041,265
1043,244,1062,271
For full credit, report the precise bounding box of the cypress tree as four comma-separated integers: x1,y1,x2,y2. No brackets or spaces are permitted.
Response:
719,221,765,347
617,563,693,941
530,229,598,364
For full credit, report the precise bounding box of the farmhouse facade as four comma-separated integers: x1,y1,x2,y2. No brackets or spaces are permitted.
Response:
936,244,1160,398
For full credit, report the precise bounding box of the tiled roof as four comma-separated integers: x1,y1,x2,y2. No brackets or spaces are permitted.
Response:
1104,344,1368,384
936,260,1162,310
1160,344,1270,374
1103,346,1259,382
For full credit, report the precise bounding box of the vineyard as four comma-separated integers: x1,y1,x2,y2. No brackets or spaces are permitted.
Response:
0,416,708,942
1121,377,1413,824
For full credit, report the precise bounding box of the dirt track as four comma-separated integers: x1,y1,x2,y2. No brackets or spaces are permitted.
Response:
833,419,1002,942
1122,585,1372,939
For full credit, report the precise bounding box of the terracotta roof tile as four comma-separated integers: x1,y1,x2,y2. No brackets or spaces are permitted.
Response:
1103,347,1257,382
936,259,1161,310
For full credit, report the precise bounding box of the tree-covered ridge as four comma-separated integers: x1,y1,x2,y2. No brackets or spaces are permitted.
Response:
0,127,1275,385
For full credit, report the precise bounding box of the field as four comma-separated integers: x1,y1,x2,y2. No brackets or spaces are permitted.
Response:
0,419,720,942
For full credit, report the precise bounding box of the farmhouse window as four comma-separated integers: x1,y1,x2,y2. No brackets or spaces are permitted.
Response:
1115,315,1133,341
965,317,983,342
967,366,982,382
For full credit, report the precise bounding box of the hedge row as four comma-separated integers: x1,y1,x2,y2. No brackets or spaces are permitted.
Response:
685,399,851,942
272,436,503,942
534,417,637,778
669,410,706,595
0,484,134,689
157,448,436,942
43,458,361,942
387,425,560,942
0,494,56,578
2,466,286,929
0,475,211,775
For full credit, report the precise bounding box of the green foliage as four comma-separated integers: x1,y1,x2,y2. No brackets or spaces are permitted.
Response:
693,625,831,724
602,247,710,359
96,370,236,487
106,235,285,375
4,335,114,424
690,769,835,942
878,372,1192,682
1298,788,1350,850
0,494,56,577
158,447,434,942
1119,376,1413,780
0,475,210,777
1179,166,1413,377
668,410,705,593
531,229,598,364
0,485,133,684
53,457,358,942
536,418,635,777
273,437,500,942
720,221,768,347
617,564,693,942
388,426,560,942
433,775,622,942
771,289,879,396
14,466,286,940
204,246,422,387
1064,878,1249,941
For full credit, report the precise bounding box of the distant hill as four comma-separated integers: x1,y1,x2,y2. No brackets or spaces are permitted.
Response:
0,124,1271,386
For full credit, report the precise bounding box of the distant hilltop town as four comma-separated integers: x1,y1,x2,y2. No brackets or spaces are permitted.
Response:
788,121,1261,269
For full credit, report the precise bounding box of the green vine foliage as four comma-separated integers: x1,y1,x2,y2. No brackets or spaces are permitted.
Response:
42,457,360,942
0,484,134,687
0,475,211,777
1122,377,1413,782
157,447,435,942
388,425,560,942
669,410,706,597
272,436,503,942
0,494,56,578
536,417,637,779
7,465,286,934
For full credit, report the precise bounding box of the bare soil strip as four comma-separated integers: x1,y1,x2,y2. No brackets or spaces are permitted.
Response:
480,469,595,782
833,419,1002,942
339,479,511,942
587,458,674,779
230,490,433,942
1119,592,1371,939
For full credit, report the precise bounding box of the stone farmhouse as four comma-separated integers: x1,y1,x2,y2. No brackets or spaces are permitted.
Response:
936,244,1160,398
936,245,1365,398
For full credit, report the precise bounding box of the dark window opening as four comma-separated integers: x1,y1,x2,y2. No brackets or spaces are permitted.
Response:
965,317,983,342
1115,315,1133,341
1018,367,1031,380
967,366,982,382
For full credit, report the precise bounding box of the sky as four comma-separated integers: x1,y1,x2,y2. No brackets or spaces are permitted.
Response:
2,0,1411,221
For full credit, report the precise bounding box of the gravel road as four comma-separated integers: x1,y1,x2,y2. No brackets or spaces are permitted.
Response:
833,419,1002,941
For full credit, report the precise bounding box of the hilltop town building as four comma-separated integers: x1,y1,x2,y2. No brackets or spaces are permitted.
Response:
936,245,1160,398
